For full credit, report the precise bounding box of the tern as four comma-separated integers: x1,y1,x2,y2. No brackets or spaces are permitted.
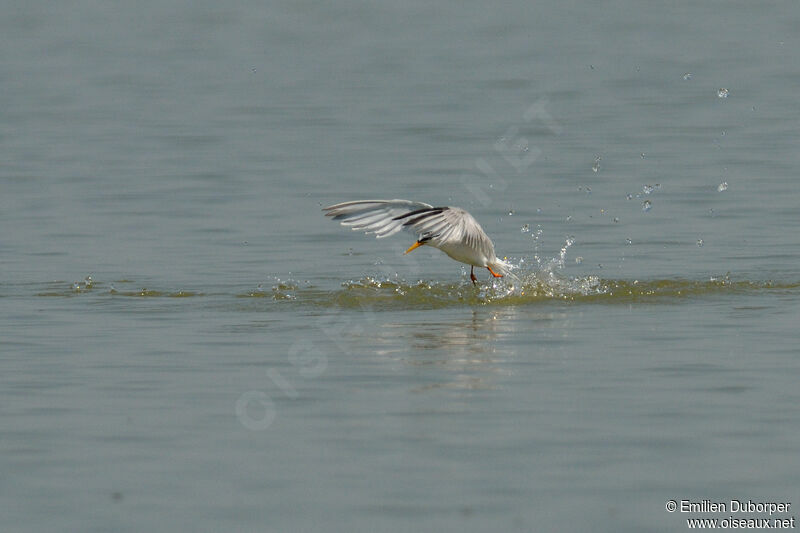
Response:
323,200,514,284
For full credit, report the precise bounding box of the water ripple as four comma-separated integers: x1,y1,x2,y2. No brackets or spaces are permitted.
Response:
26,275,800,310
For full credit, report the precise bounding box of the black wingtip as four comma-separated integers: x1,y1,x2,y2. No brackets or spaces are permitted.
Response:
391,206,448,222
402,208,445,227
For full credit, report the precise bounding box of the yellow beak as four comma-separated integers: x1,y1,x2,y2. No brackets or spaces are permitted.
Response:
404,241,423,254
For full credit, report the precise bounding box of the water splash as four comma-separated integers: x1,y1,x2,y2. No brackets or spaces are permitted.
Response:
71,275,95,292
325,273,798,309
558,236,575,267
642,183,660,195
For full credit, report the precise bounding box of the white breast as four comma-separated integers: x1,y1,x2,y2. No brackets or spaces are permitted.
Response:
438,240,492,267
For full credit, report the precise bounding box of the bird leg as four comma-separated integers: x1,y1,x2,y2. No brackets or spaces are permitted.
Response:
470,266,477,284
487,266,503,278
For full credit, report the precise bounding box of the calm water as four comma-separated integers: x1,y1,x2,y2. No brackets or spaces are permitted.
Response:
2,1,799,532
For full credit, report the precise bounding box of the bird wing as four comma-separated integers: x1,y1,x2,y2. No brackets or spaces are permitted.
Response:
324,200,494,255
396,206,466,243
402,207,495,258
322,199,436,239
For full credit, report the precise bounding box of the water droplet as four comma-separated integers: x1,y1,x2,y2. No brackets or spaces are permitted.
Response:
683,73,692,80
717,88,729,98
626,238,632,245
642,184,655,195
536,208,542,214
696,239,704,247
592,156,601,173
109,284,116,293
242,241,248,245
84,276,93,288
613,217,619,223
575,256,583,264
640,153,646,159
642,200,652,212
72,282,81,291
717,181,728,192
566,215,573,222
520,224,530,233
251,67,257,73
626,193,633,200
508,208,514,216
600,209,605,215
585,187,592,194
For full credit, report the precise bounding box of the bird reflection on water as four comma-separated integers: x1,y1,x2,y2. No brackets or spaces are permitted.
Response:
337,307,571,392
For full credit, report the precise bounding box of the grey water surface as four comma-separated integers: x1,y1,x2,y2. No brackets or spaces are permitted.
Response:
2,1,800,532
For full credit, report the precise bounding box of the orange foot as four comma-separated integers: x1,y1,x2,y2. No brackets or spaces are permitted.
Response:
470,266,477,284
487,266,503,278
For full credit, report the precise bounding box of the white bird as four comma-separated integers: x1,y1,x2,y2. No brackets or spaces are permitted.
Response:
323,199,514,284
